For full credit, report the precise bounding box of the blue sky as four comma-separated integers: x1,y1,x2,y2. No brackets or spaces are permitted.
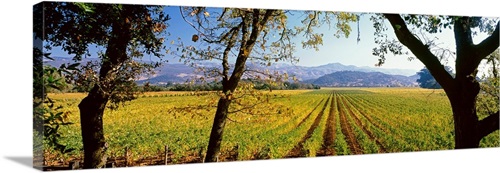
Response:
289,14,425,69
48,5,494,72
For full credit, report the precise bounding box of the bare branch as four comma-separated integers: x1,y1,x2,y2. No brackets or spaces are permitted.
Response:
304,11,318,36
244,69,274,78
217,8,227,21
179,7,205,35
226,117,241,123
171,103,217,113
204,25,241,44
228,101,263,114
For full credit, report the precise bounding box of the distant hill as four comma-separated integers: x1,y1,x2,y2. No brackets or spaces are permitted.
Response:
44,57,419,85
266,62,418,81
136,62,419,84
136,63,202,84
43,56,93,67
307,71,419,87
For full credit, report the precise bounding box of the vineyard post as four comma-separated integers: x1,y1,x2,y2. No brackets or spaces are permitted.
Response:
125,146,130,167
164,145,168,165
69,161,80,170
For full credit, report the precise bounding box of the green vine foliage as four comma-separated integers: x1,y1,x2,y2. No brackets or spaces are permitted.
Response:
33,47,77,154
477,50,499,118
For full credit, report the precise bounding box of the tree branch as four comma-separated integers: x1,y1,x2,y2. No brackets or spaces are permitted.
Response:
179,7,205,35
228,101,261,114
383,13,455,92
454,17,483,77
244,69,274,78
478,111,500,138
226,117,241,123
204,25,241,44
227,10,275,91
222,25,240,87
304,11,318,36
474,21,499,62
217,8,228,21
244,9,275,51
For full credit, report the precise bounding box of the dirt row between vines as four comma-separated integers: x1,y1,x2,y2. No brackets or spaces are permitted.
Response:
342,95,391,133
344,94,421,151
340,96,387,153
295,98,326,129
336,94,363,155
316,93,337,156
286,95,331,158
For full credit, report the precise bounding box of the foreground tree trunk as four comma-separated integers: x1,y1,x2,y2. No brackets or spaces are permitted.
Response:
383,14,499,149
448,74,499,148
204,98,232,162
449,77,481,148
78,11,132,168
42,3,167,168
78,87,109,168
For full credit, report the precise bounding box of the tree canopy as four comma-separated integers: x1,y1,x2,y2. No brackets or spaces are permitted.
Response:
171,7,357,162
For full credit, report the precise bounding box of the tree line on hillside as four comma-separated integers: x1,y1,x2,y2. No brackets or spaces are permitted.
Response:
48,79,321,93
142,80,320,92
416,66,454,89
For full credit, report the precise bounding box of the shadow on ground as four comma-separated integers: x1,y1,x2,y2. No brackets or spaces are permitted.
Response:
5,156,33,169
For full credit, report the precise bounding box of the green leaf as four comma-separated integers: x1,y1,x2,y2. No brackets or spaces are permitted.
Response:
47,75,54,83
395,24,402,31
74,3,94,13
114,4,123,11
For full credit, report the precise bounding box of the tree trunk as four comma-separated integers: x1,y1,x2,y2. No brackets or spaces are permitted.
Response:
451,105,481,149
449,75,482,149
203,10,275,163
384,14,499,150
77,9,131,168
78,86,109,168
204,98,232,162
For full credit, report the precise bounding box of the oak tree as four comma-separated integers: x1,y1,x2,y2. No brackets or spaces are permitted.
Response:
37,2,169,168
373,14,499,148
174,7,356,162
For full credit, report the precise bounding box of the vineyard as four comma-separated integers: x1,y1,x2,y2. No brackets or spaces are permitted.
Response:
45,88,499,167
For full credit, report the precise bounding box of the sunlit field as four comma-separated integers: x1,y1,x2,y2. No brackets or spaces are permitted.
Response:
45,87,499,166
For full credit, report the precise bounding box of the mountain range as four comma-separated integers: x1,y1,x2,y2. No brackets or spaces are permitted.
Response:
45,57,420,86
